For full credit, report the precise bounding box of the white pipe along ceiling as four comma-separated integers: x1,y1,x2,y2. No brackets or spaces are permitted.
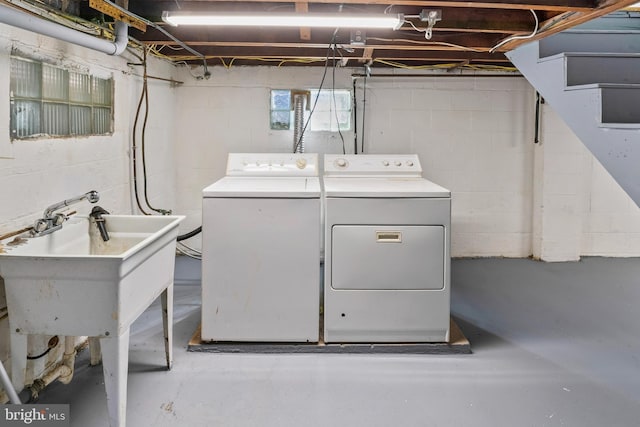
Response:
0,3,128,56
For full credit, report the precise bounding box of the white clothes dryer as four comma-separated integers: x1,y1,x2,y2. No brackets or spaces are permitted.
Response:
201,153,321,342
323,154,451,343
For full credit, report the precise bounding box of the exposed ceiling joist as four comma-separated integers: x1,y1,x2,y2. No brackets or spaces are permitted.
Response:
500,0,639,50
163,0,597,12
295,1,311,40
19,0,636,69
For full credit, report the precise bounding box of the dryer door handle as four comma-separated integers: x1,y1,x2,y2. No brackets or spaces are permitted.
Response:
375,231,402,243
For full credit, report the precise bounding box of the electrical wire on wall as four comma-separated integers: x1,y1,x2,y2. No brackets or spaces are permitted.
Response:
361,74,367,154
293,28,348,154
352,78,358,154
131,46,172,215
129,47,204,257
292,35,332,153
331,39,347,155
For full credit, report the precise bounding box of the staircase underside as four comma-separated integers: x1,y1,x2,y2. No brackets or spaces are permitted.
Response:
507,13,640,207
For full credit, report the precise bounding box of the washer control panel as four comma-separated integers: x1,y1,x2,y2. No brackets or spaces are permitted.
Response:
226,153,318,176
325,154,422,176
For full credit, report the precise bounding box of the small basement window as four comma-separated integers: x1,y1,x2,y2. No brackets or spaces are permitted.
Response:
9,57,114,139
270,89,351,132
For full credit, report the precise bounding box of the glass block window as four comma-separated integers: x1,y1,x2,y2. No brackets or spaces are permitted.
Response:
270,89,351,131
9,57,113,139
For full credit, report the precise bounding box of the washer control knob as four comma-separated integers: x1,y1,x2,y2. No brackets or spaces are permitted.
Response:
395,161,402,166
335,158,348,168
382,160,390,166
296,158,308,169
406,160,414,167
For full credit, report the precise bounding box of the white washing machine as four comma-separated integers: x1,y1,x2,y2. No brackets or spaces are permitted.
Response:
323,154,451,343
201,153,321,342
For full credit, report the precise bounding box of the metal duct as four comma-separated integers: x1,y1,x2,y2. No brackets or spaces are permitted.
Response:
292,93,307,153
0,3,128,56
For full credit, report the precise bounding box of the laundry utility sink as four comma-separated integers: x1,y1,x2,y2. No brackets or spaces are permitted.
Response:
0,214,184,427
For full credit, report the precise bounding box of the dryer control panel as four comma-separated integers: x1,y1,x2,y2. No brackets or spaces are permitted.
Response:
226,153,318,176
324,154,422,176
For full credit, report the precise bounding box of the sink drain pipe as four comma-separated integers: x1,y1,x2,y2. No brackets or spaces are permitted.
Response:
28,336,77,400
0,3,128,56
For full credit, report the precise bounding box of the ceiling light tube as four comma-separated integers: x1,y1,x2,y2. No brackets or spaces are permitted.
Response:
162,11,404,30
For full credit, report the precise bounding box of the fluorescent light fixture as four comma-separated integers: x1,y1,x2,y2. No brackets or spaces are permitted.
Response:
162,11,404,30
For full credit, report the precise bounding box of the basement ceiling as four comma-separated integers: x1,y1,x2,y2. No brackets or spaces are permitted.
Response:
10,0,640,69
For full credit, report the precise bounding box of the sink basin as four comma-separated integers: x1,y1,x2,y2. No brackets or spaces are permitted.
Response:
0,214,184,427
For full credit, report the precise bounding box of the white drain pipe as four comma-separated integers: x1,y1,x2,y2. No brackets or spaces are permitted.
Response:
28,336,77,400
0,3,128,56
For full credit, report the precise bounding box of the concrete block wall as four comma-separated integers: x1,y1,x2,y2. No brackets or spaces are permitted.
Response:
173,65,640,260
0,24,178,397
532,105,590,261
0,25,178,233
533,102,640,260
358,75,535,257
173,66,354,249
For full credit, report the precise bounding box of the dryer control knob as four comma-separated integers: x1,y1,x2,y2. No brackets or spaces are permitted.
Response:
335,158,348,168
296,158,308,169
382,160,390,166
394,161,402,166
406,160,414,166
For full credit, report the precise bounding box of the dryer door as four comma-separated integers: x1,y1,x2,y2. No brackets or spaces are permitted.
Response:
331,225,445,290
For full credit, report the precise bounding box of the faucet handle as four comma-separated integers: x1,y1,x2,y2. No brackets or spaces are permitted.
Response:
52,213,66,226
33,219,49,233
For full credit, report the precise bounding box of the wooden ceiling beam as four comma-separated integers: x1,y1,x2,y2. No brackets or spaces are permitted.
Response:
161,0,597,12
402,8,539,32
146,45,510,64
168,53,512,63
295,2,311,40
362,47,375,61
144,40,494,51
499,0,638,50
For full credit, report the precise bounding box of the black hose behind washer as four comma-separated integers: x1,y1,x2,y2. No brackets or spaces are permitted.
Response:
177,226,202,241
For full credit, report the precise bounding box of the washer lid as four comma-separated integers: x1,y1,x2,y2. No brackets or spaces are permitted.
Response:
203,176,321,198
323,177,450,198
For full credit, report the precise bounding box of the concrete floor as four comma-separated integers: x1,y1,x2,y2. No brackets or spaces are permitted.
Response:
36,257,640,426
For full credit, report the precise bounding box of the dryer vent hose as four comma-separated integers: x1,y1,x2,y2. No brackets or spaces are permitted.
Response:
293,94,306,153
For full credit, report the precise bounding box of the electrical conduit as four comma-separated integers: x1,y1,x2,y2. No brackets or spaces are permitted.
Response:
0,3,128,56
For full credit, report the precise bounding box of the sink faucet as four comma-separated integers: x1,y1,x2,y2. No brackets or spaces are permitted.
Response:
32,190,100,237
90,206,110,242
